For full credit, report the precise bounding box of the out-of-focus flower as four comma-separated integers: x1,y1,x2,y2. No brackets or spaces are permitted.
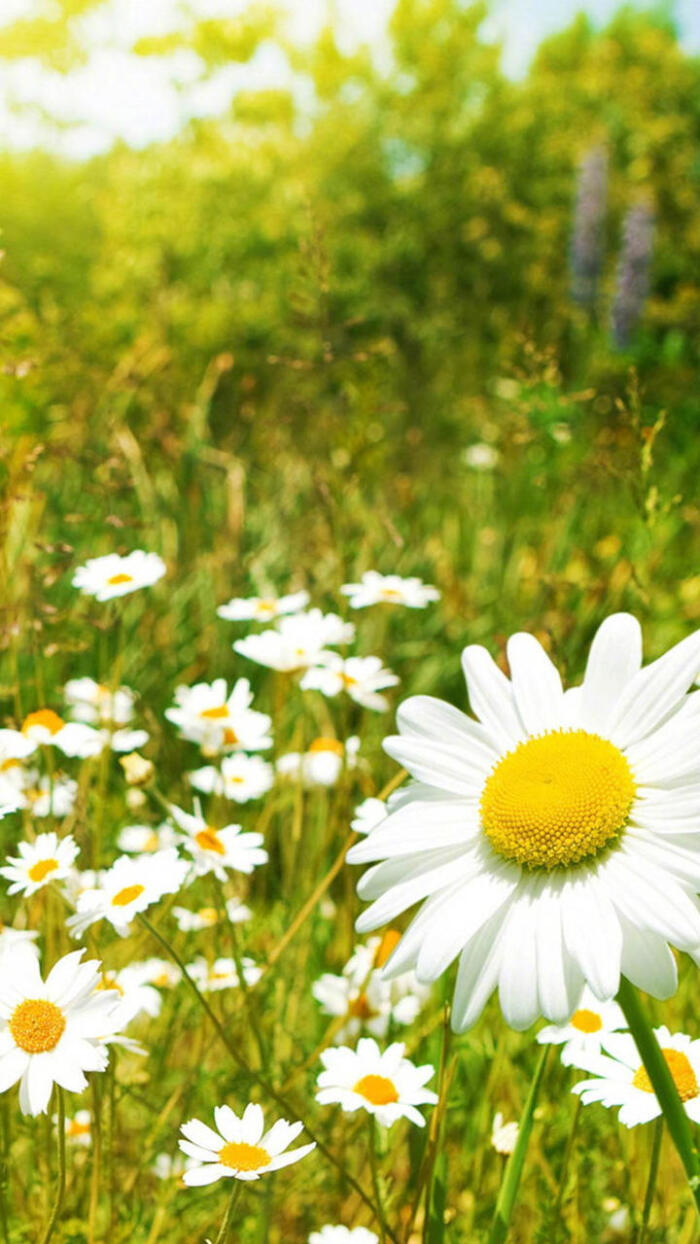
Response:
573,1026,700,1127
570,145,608,308
348,615,700,1033
152,1152,190,1181
603,1199,631,1235
0,946,122,1115
536,988,626,1066
340,572,440,610
234,611,354,673
313,933,430,1043
491,1111,519,1155
68,849,189,938
9,771,78,820
179,1103,315,1184
188,754,274,803
187,957,261,992
301,656,398,712
277,737,360,788
95,966,163,1026
217,591,310,622
119,753,154,787
0,831,79,897
351,798,386,836
309,1229,378,1244
72,551,165,601
166,679,272,755
117,823,177,854
63,1109,92,1147
462,443,499,470
126,958,182,990
0,926,39,961
611,201,655,349
168,804,267,880
316,1038,437,1127
172,899,251,933
64,678,149,751
21,710,103,758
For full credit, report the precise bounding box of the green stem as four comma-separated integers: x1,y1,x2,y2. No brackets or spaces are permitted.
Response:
553,1093,581,1221
637,1116,663,1244
367,1118,388,1243
616,977,700,1214
214,1181,242,1244
138,914,397,1242
488,1045,550,1244
0,1097,10,1244
39,1087,65,1244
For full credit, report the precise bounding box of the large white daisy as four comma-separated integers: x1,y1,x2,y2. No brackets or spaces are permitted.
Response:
347,615,700,1031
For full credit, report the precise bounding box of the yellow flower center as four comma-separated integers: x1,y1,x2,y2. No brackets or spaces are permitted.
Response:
633,1050,699,1102
67,1119,91,1138
22,709,64,736
195,828,226,855
96,976,123,995
218,1141,270,1172
381,588,402,600
9,999,66,1053
374,929,402,969
480,730,636,870
257,600,276,615
199,705,229,720
349,993,375,1020
570,1008,603,1034
308,737,344,756
28,858,59,883
0,758,20,772
341,673,358,688
111,883,145,907
107,573,133,585
353,1074,399,1106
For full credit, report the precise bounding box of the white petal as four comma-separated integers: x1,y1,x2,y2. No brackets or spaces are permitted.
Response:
451,910,506,1032
506,633,564,735
560,873,622,1000
618,916,677,999
608,629,700,749
579,614,642,733
415,859,518,983
356,850,475,933
497,890,541,1030
396,696,500,762
461,646,525,750
383,736,486,796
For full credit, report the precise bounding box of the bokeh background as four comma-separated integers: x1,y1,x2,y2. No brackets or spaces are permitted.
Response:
0,4,698,1239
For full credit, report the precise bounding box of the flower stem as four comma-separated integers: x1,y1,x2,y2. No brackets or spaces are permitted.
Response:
214,1181,242,1244
616,977,700,1214
488,1045,550,1244
553,1093,582,1221
367,1118,388,1243
637,1116,663,1244
40,1087,65,1244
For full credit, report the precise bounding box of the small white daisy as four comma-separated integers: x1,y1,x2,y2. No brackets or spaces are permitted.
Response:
536,987,626,1066
68,849,189,938
188,754,274,803
309,1229,378,1244
16,772,78,820
313,933,430,1043
315,1037,437,1128
116,823,178,854
166,679,272,755
168,804,267,880
0,927,39,962
0,831,79,897
72,551,166,602
187,957,261,992
276,737,360,788
179,1102,315,1184
351,798,387,836
234,610,354,673
341,572,440,611
63,678,149,752
152,1151,190,1181
94,966,163,1026
217,591,310,623
0,946,122,1116
63,1109,92,1147
125,958,182,990
301,656,399,712
21,710,103,758
491,1111,519,1155
463,443,499,470
572,1026,700,1127
172,899,251,933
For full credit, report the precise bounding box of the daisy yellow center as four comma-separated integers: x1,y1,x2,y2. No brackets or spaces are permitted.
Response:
112,883,145,907
223,728,239,745
374,929,402,969
218,1141,270,1171
349,993,375,1020
480,730,636,870
67,1119,91,1138
353,1074,399,1106
199,705,229,720
570,1009,603,1034
9,999,66,1053
107,573,133,585
28,858,59,883
341,674,358,687
381,589,402,599
633,1050,699,1102
22,709,64,735
308,737,344,756
257,600,276,615
195,828,225,854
